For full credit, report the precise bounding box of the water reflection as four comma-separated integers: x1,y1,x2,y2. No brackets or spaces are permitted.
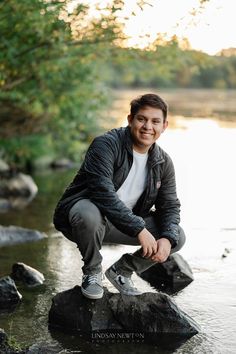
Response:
1,90,236,353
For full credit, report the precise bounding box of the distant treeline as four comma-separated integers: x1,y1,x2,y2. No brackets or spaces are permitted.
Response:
102,41,236,90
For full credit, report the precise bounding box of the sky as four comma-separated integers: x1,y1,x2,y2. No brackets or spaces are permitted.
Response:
121,0,236,55
71,0,236,55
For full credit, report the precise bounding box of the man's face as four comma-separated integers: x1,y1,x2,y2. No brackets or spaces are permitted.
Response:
128,106,168,153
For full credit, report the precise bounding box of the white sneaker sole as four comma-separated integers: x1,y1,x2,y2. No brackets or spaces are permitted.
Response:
81,286,104,299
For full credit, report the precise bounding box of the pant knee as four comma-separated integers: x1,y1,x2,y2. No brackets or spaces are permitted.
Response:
171,226,186,253
69,199,104,232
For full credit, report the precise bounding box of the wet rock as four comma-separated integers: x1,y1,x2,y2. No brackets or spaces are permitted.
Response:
48,286,200,340
49,286,122,333
0,225,46,247
138,253,194,295
33,155,55,170
26,342,63,354
50,158,74,169
0,276,22,310
0,159,10,174
0,172,38,211
109,291,199,336
221,248,230,259
11,263,45,287
0,328,8,343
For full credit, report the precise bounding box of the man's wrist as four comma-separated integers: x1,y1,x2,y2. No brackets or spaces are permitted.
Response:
159,236,174,247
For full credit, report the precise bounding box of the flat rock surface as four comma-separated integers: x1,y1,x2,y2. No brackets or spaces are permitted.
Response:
49,286,200,339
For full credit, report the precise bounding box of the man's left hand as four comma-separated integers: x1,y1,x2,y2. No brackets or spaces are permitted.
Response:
151,238,171,263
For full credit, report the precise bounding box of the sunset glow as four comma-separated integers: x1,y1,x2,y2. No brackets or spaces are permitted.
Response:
122,0,236,55
79,0,236,55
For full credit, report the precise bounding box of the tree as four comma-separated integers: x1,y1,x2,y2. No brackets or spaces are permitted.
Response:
0,0,125,166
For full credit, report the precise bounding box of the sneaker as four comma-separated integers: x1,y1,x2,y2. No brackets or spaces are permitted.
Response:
81,272,104,299
105,265,142,296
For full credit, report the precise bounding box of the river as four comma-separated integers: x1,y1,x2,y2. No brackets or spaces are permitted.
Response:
0,89,236,353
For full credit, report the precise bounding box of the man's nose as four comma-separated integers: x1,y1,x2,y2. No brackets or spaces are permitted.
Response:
143,120,152,129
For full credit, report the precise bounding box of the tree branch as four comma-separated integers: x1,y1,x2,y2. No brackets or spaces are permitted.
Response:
1,76,32,91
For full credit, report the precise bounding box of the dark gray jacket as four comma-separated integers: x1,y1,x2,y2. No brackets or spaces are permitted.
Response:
53,126,181,246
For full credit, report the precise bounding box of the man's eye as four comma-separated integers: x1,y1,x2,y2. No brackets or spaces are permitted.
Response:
138,117,144,122
153,120,160,124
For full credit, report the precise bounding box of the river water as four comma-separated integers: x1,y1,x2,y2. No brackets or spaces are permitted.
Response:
0,89,236,353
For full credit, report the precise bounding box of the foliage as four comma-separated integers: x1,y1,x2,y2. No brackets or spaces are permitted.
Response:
102,36,236,89
1,0,236,169
0,0,125,168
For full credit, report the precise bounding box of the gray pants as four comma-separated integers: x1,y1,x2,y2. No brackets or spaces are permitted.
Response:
66,199,186,276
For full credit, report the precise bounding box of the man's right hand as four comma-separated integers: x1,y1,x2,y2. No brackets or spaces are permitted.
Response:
137,228,158,258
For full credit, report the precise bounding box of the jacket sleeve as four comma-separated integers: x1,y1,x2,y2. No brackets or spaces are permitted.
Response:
83,135,145,237
155,154,181,247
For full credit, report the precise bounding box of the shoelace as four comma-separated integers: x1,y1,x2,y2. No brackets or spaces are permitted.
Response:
119,275,137,289
83,274,102,284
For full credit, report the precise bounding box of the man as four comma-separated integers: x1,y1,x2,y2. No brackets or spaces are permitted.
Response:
53,93,185,300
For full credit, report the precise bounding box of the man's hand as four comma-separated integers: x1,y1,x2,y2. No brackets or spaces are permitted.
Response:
151,238,171,263
137,228,158,258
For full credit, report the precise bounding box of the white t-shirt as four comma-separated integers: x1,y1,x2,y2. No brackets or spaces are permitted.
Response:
116,150,148,209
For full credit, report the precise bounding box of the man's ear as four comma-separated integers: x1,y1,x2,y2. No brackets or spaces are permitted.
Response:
127,114,133,126
162,120,168,133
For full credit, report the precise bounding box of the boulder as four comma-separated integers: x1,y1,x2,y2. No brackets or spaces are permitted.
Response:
0,225,46,247
0,172,38,211
0,276,22,310
11,262,45,287
138,254,194,294
0,328,8,344
0,160,10,174
50,158,74,169
48,286,200,341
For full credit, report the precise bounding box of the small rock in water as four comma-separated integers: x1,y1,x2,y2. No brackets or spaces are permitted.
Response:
50,158,74,169
0,172,38,211
0,225,46,247
0,328,8,344
138,253,194,294
11,262,45,287
221,248,231,259
0,276,22,309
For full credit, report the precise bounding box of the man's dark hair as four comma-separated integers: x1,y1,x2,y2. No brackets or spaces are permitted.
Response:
130,93,168,121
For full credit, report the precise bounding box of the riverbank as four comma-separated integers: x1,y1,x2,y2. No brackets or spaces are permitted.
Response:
108,88,236,128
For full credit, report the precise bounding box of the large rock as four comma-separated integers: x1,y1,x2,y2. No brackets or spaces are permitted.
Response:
0,276,22,310
0,225,46,247
0,160,10,174
48,286,200,340
138,254,194,294
0,328,8,344
11,262,45,287
50,158,74,169
0,172,38,211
